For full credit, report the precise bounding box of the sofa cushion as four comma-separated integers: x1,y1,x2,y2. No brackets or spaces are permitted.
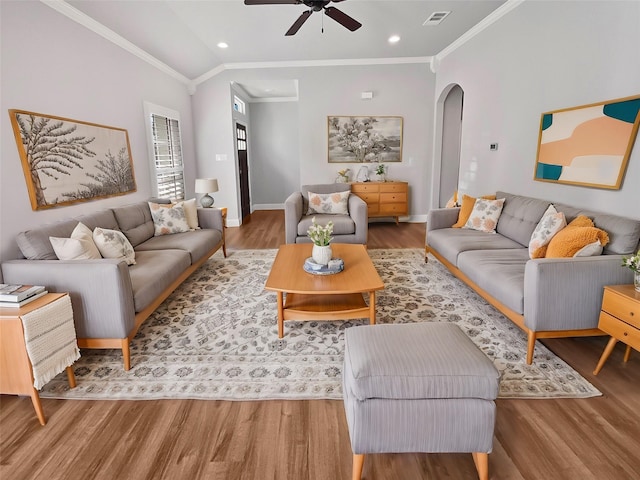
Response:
93,227,136,265
452,194,496,228
457,249,530,314
49,222,102,260
495,192,551,247
301,183,351,215
148,202,190,236
128,250,191,312
297,214,355,236
112,202,155,248
16,210,119,260
428,228,523,266
307,191,350,215
463,198,505,234
545,217,610,258
528,205,567,259
135,229,222,264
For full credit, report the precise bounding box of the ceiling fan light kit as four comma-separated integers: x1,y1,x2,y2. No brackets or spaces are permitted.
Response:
244,0,362,36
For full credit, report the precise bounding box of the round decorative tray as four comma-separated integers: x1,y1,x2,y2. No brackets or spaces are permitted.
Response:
303,257,344,275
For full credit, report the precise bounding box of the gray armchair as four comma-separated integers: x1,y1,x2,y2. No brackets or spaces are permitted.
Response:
284,183,368,244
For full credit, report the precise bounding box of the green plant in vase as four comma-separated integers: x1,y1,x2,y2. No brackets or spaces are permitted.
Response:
375,163,386,181
622,249,640,291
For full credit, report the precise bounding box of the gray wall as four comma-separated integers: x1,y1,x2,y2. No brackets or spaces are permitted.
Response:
191,63,436,225
435,0,640,219
0,1,194,266
249,102,300,208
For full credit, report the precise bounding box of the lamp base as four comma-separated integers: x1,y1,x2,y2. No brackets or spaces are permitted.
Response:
200,194,214,208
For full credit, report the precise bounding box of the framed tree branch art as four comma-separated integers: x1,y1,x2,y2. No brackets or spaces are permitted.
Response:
327,116,403,163
9,109,137,210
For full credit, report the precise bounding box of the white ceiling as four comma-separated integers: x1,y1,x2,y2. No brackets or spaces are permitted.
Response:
61,0,508,96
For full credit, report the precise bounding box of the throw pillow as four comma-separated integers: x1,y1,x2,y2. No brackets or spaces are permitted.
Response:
182,198,199,230
545,216,610,258
93,227,136,265
451,194,497,228
307,191,349,215
148,202,190,236
445,190,458,208
463,198,506,234
528,204,567,259
574,240,604,257
50,222,102,260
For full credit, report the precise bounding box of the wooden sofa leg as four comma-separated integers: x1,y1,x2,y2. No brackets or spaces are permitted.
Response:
352,454,365,480
121,339,131,371
472,452,489,480
526,330,536,365
424,246,429,263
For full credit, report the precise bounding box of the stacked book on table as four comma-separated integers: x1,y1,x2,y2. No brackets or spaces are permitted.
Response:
0,284,48,308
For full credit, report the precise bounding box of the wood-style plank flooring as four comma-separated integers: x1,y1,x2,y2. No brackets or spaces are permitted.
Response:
2,210,639,480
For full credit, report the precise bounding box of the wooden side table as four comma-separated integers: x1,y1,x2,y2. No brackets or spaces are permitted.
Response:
219,206,227,257
593,285,640,375
0,293,77,425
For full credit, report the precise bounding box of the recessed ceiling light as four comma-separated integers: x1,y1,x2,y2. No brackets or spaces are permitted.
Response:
217,42,228,49
388,35,401,44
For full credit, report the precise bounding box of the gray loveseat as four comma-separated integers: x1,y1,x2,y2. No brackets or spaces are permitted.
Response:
425,191,640,364
284,183,368,244
2,200,224,370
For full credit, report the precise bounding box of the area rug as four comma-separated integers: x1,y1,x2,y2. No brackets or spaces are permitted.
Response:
40,248,601,400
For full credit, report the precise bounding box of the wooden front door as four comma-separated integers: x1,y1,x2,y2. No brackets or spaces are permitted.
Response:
236,123,250,220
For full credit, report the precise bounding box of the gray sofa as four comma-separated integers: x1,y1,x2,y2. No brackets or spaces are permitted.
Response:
284,183,368,244
2,200,224,370
425,191,640,364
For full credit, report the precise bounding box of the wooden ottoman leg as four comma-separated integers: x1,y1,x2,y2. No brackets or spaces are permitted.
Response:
352,453,365,480
472,452,489,480
66,365,76,388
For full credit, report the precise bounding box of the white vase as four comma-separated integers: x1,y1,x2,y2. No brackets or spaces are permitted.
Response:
312,244,332,266
635,271,640,292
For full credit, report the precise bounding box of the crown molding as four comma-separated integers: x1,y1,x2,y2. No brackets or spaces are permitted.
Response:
41,0,191,87
434,0,525,66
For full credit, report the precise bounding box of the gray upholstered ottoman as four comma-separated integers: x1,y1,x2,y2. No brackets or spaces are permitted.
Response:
343,323,500,480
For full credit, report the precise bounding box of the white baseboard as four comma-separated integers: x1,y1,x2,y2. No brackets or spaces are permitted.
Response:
252,203,284,211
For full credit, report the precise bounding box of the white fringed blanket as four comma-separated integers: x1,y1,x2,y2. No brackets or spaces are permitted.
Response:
21,295,80,390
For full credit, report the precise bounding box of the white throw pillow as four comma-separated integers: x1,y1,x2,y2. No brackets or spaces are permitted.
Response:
148,202,190,236
93,227,136,265
574,240,603,257
307,191,349,215
182,198,199,230
462,198,505,234
50,222,102,260
528,204,567,259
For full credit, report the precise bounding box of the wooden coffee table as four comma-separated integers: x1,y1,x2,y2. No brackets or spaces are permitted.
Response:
265,244,384,338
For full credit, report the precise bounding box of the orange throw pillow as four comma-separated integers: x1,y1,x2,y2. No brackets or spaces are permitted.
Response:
545,216,609,258
451,194,497,228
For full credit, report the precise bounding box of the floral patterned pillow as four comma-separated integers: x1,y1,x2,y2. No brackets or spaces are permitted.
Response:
148,202,190,236
528,204,567,258
463,198,505,234
307,191,349,215
92,227,136,265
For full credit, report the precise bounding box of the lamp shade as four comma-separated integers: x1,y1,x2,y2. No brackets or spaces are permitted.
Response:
195,178,219,194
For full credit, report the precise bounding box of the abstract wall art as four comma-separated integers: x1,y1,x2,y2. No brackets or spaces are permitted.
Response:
9,110,137,210
533,95,640,189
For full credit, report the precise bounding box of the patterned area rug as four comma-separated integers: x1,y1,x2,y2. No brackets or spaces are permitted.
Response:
40,249,601,400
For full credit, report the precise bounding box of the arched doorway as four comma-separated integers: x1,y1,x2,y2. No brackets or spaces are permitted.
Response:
432,84,464,208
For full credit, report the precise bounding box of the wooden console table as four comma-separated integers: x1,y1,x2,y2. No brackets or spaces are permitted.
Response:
593,284,640,375
351,181,409,224
0,293,77,425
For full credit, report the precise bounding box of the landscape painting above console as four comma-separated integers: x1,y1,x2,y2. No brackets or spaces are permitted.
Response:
327,116,403,163
9,109,137,210
534,95,640,190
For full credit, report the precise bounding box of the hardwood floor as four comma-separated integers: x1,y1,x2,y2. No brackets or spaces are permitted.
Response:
2,210,639,480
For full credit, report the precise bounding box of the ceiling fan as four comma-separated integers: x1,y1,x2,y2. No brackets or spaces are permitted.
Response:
244,0,362,36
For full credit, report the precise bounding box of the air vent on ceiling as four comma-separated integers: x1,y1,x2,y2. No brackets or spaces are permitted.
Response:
423,11,450,26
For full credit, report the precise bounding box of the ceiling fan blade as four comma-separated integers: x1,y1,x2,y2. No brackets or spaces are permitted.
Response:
285,10,312,36
324,6,362,32
244,0,300,5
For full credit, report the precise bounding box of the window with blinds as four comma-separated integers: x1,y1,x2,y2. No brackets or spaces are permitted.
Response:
150,114,184,200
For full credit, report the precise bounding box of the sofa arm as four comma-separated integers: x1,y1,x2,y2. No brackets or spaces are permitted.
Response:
427,208,460,233
524,255,634,331
349,194,368,244
197,207,224,231
1,259,135,339
284,192,303,244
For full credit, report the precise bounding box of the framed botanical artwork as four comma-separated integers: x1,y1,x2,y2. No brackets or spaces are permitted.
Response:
328,116,403,163
533,95,640,189
9,109,137,210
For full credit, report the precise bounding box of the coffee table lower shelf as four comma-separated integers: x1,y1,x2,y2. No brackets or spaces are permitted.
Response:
277,291,376,338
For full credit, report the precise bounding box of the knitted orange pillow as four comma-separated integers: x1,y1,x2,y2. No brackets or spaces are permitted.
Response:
451,194,497,228
545,216,609,258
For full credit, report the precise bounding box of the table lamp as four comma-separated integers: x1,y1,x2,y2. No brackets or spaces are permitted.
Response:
195,178,219,208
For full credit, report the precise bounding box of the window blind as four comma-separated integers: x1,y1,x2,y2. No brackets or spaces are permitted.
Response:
151,114,185,200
